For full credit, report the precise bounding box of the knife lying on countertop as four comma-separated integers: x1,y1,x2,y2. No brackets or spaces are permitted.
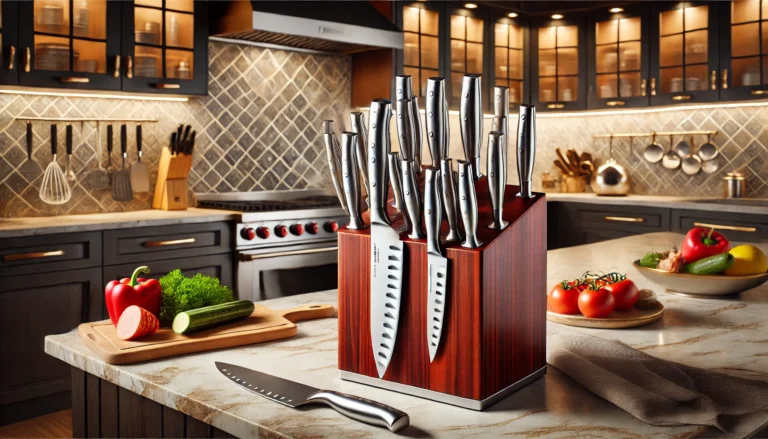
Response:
216,362,410,432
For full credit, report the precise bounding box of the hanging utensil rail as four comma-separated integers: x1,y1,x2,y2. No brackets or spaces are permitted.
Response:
13,117,158,123
593,130,717,139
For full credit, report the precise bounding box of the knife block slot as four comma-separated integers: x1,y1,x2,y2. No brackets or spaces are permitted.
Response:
153,147,191,211
337,180,547,410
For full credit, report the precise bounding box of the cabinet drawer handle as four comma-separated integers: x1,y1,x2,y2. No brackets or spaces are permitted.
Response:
672,94,692,101
153,83,181,89
126,55,133,79
650,78,656,96
751,89,768,95
61,77,90,83
24,47,31,73
8,45,15,70
640,78,647,97
4,250,65,261
693,222,756,233
240,246,338,261
113,55,121,78
604,216,645,223
722,69,728,90
142,238,196,247
547,103,565,109
606,100,625,107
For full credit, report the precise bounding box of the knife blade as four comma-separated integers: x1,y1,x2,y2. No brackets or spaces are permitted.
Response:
459,74,483,179
487,131,508,230
387,152,407,228
516,105,537,198
395,99,414,162
368,99,405,379
215,362,410,432
323,120,348,214
440,159,462,242
401,158,425,240
341,132,365,230
426,77,446,166
457,161,482,248
349,112,370,196
424,167,448,362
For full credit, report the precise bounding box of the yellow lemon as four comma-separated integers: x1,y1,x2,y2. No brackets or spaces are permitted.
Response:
724,245,768,276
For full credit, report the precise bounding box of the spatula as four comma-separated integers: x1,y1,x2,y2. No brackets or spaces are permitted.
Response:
111,123,133,202
19,121,42,182
130,124,150,192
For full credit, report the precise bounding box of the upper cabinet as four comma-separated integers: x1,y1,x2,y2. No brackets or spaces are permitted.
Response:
531,14,587,111
446,4,487,108
0,1,18,85
492,13,529,111
719,0,768,100
401,3,441,99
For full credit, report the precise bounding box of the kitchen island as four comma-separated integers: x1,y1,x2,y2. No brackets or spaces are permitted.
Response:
45,232,768,438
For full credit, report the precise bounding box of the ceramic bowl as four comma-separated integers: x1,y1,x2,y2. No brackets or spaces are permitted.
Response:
633,260,768,297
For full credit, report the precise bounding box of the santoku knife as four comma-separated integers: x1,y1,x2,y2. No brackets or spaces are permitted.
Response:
457,161,482,248
440,159,462,242
426,77,447,165
516,105,537,198
323,120,348,213
341,132,365,230
460,75,483,179
401,158,425,240
487,131,508,230
424,167,448,362
216,362,410,432
368,99,405,379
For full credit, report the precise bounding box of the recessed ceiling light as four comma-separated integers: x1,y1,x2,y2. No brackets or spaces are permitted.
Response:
609,7,624,13
551,13,564,19
464,3,478,9
508,12,518,18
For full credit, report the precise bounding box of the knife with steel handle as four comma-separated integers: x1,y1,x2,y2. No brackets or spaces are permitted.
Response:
323,120,348,213
349,112,370,194
426,77,447,166
424,167,449,362
493,86,510,187
487,131,509,230
460,74,483,179
401,158,425,240
368,99,405,379
341,132,365,230
216,362,410,432
410,96,423,173
457,160,482,248
440,159,462,242
395,99,414,162
387,152,408,231
516,105,537,198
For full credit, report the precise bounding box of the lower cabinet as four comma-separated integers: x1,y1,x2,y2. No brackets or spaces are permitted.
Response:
672,210,768,243
0,267,102,425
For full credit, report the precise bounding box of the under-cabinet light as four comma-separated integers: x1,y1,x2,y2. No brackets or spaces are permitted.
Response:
551,14,564,19
609,7,624,13
508,12,518,18
0,89,189,102
464,3,478,9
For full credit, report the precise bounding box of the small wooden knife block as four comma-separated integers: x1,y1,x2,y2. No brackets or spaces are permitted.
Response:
152,147,192,211
337,177,547,410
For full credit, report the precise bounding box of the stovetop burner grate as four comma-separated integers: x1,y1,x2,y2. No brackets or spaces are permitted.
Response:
198,196,341,212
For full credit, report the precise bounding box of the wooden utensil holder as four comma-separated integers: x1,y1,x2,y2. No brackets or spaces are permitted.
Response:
337,178,548,410
153,147,192,211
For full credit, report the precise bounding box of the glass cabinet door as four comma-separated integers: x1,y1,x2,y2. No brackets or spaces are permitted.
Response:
17,0,121,90
493,14,527,109
532,14,587,111
401,3,440,98
0,1,19,85
720,0,768,99
446,4,487,109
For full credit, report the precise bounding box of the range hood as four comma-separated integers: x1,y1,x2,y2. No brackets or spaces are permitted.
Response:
211,1,403,54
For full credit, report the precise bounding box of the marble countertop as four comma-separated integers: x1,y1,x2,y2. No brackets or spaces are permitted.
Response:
0,208,239,238
546,193,768,214
45,232,768,438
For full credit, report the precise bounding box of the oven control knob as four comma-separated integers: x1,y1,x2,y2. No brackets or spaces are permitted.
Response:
306,222,319,235
241,227,256,240
275,225,288,238
324,221,339,233
290,224,304,236
255,227,270,239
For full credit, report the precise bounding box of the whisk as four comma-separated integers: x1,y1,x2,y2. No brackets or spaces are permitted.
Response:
39,124,71,205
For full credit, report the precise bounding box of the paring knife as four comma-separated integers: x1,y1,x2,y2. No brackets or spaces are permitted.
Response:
440,159,462,242
426,77,447,166
457,161,482,248
460,74,483,179
323,120,348,214
341,132,365,230
387,152,407,226
368,99,405,379
215,362,410,432
517,105,537,198
349,112,370,197
424,167,448,362
401,158,425,240
487,131,508,230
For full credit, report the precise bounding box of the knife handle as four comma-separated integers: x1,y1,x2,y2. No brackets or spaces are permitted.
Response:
410,96,423,173
323,120,348,214
395,74,414,101
120,123,127,156
395,99,413,162
387,153,407,219
305,390,410,432
349,112,369,192
341,132,365,229
424,167,443,256
426,77,446,166
401,159,424,239
65,124,73,155
106,124,112,153
487,131,508,230
516,105,536,198
493,85,510,119
440,159,462,242
459,74,483,179
367,99,392,225
457,160,482,248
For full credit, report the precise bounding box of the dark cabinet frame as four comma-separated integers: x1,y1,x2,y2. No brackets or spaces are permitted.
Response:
394,1,448,100
0,1,19,85
717,1,768,101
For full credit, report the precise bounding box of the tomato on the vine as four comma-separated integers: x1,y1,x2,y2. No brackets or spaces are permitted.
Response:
548,283,581,315
603,279,639,311
578,287,615,318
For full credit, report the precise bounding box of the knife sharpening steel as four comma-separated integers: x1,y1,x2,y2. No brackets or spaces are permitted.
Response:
338,178,547,410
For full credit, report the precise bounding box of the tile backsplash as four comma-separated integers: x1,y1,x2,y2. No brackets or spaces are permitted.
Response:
0,41,351,217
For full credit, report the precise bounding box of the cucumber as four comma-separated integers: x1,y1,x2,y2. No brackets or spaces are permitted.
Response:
682,253,735,275
172,300,255,334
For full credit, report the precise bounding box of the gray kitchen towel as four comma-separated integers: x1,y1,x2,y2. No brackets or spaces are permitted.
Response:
547,331,768,433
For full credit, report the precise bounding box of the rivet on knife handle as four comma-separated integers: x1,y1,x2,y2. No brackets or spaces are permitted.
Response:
323,120,348,214
341,132,365,230
349,112,369,194
516,105,537,198
401,158,424,239
458,160,482,248
395,99,414,162
440,159,462,242
460,74,483,179
487,131,508,230
426,77,446,166
387,152,408,229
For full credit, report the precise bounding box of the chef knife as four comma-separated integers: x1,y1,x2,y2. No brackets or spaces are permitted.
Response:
349,112,370,196
368,99,405,379
460,74,483,179
516,105,537,198
395,99,414,162
323,120,348,214
487,131,508,230
401,158,425,240
457,161,482,248
341,132,365,230
424,167,448,362
216,362,409,432
387,152,408,228
440,159,462,242
426,77,446,166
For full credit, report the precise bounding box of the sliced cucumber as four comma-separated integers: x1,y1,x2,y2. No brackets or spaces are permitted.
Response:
172,300,255,334
682,253,735,275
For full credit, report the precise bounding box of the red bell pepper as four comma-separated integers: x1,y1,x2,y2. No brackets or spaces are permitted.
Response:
681,227,730,264
105,266,161,326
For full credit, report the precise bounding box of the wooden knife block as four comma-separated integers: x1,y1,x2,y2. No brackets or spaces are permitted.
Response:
337,178,547,410
152,147,192,211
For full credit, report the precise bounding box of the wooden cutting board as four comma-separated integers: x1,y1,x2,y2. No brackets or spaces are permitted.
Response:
78,303,335,365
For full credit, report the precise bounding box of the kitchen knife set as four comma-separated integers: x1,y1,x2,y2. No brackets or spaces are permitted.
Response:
152,125,196,210
324,74,537,377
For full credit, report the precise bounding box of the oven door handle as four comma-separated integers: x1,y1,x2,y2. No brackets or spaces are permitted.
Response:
240,246,338,261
